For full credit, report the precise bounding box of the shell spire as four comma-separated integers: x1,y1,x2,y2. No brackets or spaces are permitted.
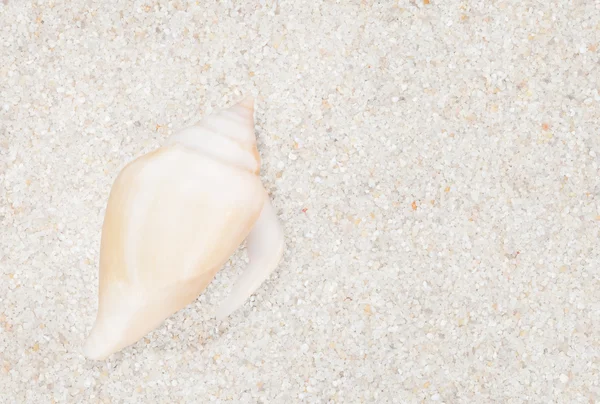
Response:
209,95,256,147
83,97,284,360
164,96,260,174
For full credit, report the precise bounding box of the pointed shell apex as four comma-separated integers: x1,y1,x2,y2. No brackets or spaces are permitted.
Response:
238,96,255,111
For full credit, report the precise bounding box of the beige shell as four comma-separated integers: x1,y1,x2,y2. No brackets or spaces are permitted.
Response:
83,97,284,360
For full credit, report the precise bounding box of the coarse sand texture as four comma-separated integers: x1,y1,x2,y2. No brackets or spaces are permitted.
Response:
1,1,599,403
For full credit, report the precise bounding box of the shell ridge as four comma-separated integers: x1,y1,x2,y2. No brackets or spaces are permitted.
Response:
167,142,257,174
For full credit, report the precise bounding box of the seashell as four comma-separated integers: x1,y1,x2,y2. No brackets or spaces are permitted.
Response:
83,97,284,360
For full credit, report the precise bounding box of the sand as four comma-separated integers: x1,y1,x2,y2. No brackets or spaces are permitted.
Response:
1,0,599,402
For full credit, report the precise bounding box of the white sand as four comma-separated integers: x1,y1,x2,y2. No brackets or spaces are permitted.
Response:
1,1,599,402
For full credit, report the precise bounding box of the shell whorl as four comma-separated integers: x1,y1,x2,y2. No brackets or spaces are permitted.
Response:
165,97,261,174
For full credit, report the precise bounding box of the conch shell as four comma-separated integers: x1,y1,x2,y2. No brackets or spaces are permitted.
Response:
83,97,284,360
